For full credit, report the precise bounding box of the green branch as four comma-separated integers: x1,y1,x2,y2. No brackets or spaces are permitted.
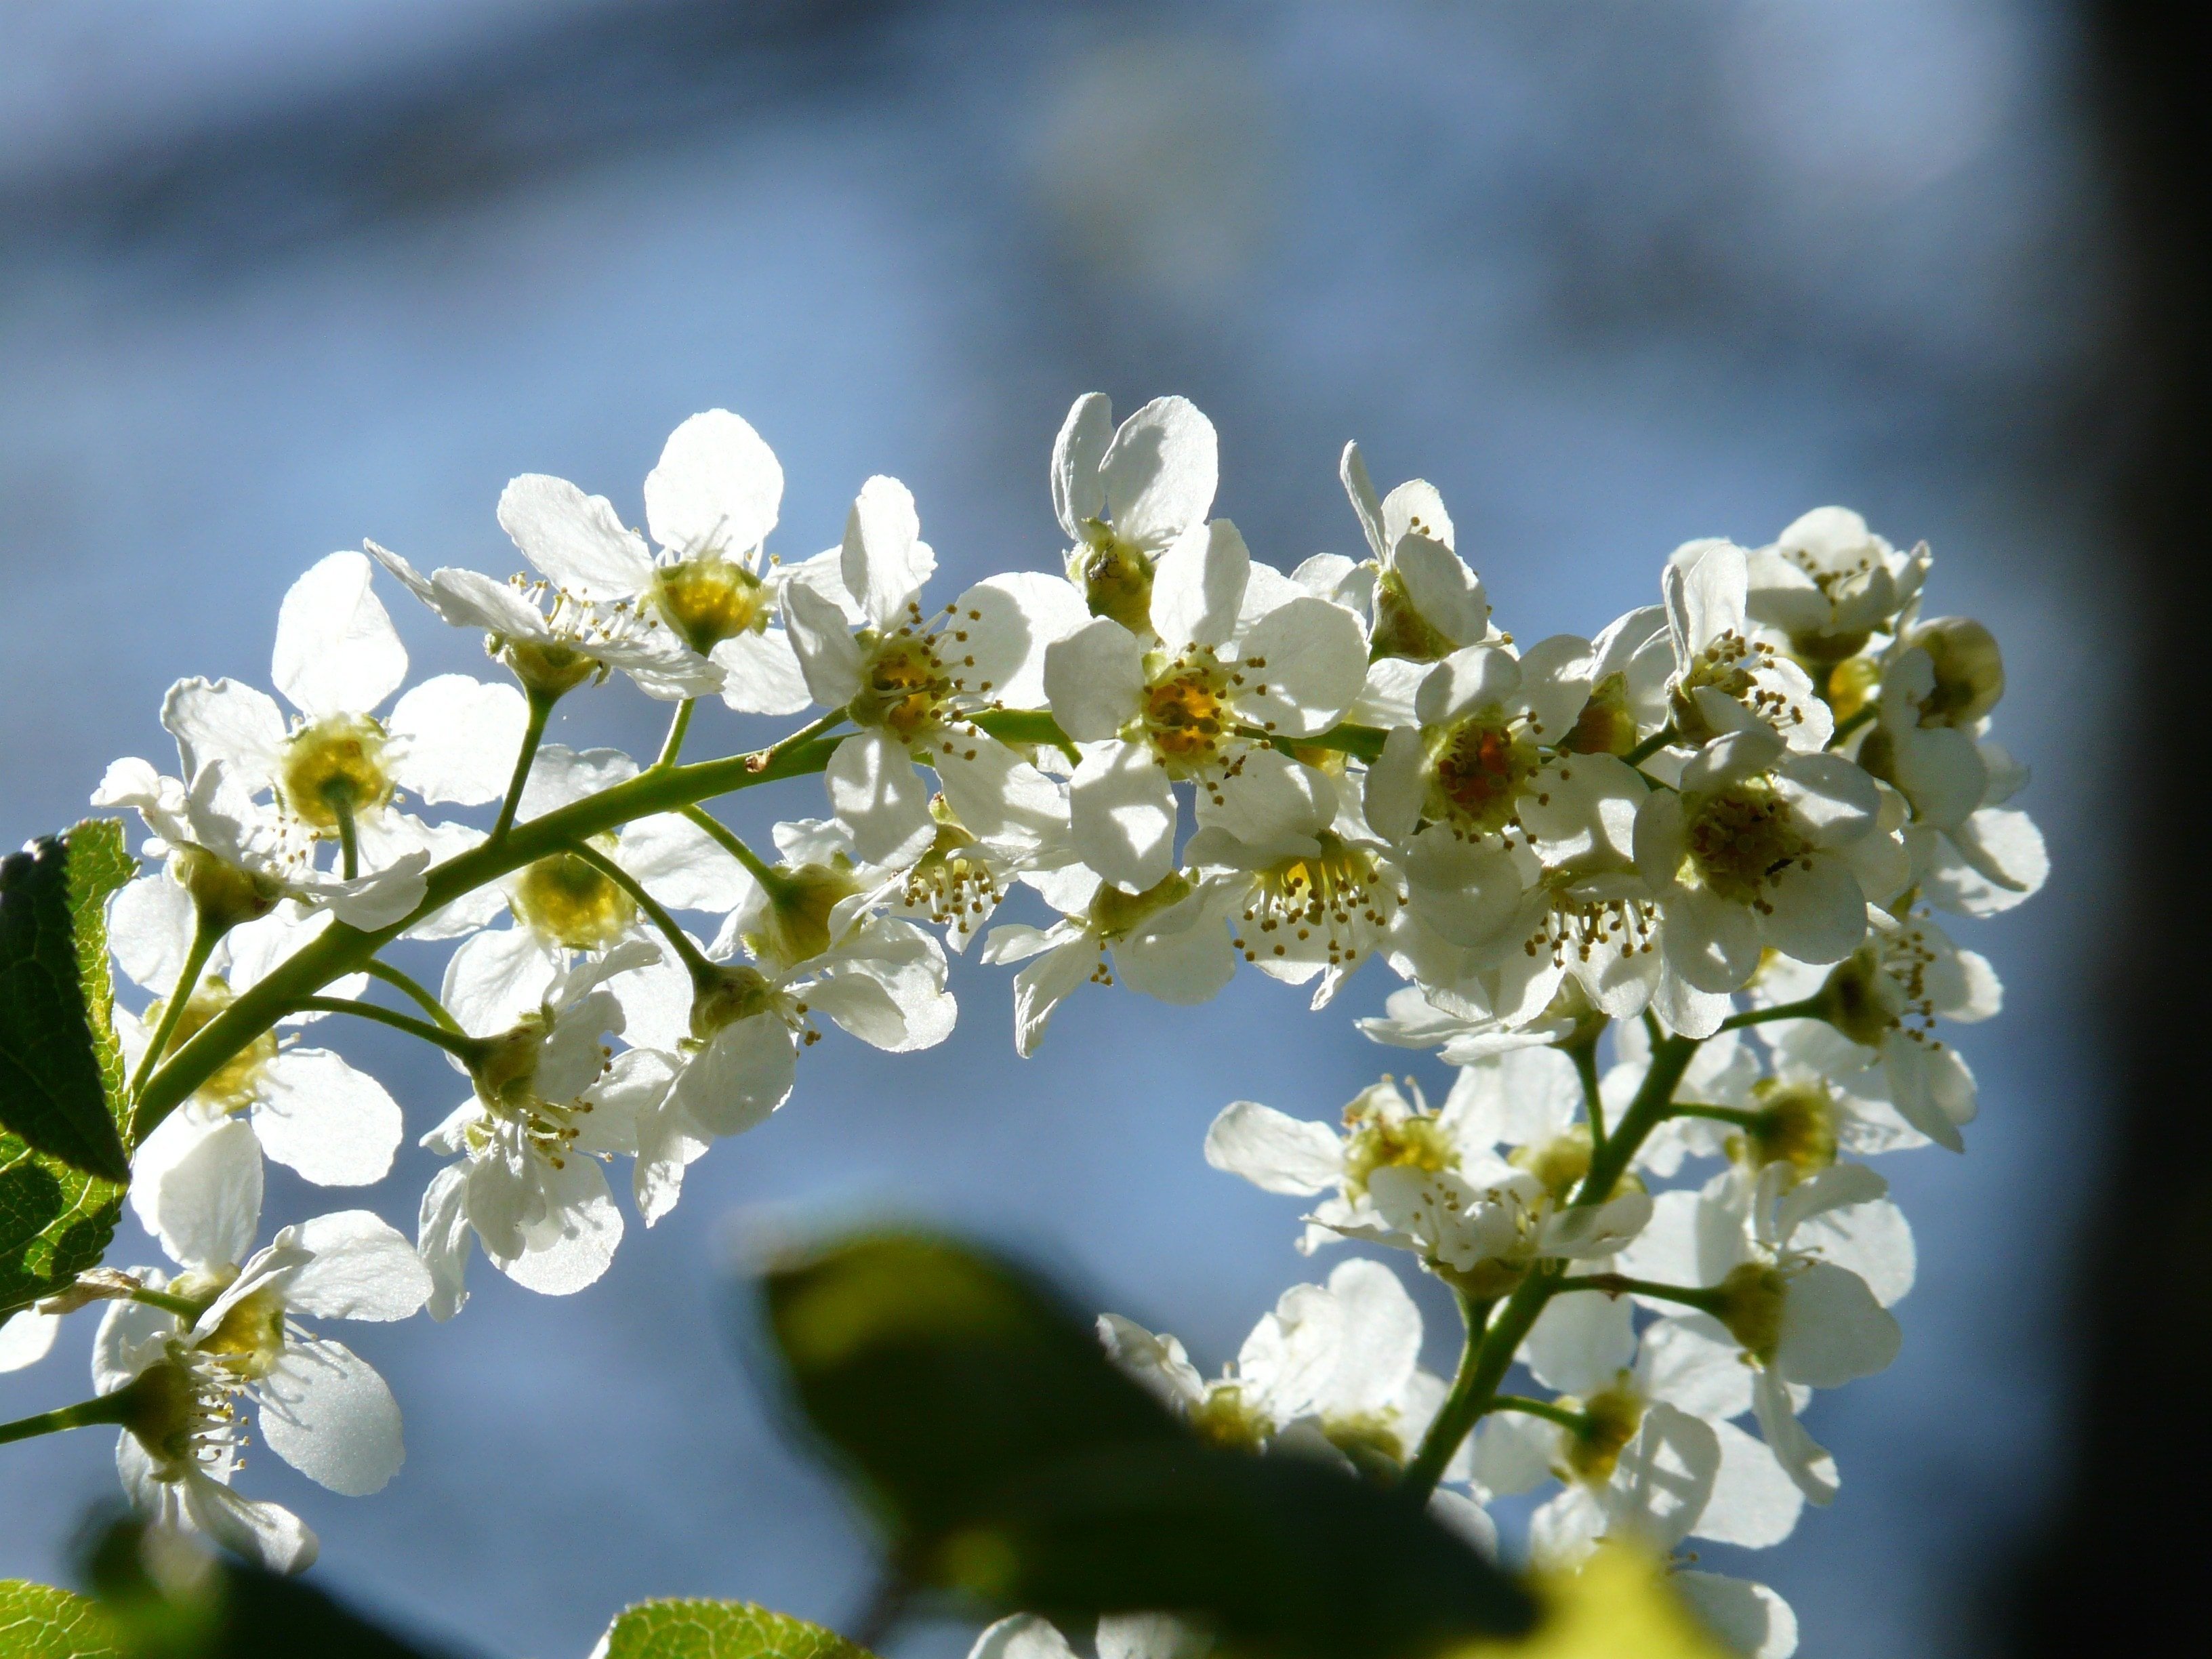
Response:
125,727,842,1143
562,840,716,980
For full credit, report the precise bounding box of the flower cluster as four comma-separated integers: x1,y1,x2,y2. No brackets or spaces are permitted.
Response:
5,398,2039,1658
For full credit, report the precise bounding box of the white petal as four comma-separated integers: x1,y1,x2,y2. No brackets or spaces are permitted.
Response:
1203,1101,1342,1195
969,1615,1080,1659
1097,1614,1209,1659
1320,1258,1422,1416
272,551,409,719
1149,518,1250,649
644,409,783,557
249,1049,401,1187
1010,937,1095,1056
1338,441,1389,561
517,743,640,818
1044,617,1145,743
1663,887,1764,994
1469,1408,1556,1498
1759,858,1867,966
1114,907,1235,1006
255,1336,405,1496
1636,1315,1753,1422
0,1309,60,1372
1364,726,1427,843
161,677,287,787
1795,1197,1917,1309
95,1297,178,1395
1426,1490,1499,1558
1673,1574,1798,1659
417,1163,474,1322
492,1155,623,1297
443,926,557,1038
1521,1285,1636,1395
1236,596,1369,737
148,1118,262,1271
954,573,1097,709
673,1015,797,1139
1417,645,1521,728
1195,749,1332,860
387,675,530,805
780,583,867,710
1069,743,1176,893
619,812,757,914
825,732,937,867
1776,1263,1900,1387
108,874,197,995
1101,396,1216,548
840,474,935,628
1051,394,1114,540
1694,1419,1805,1549
1540,1191,1652,1258
182,1468,319,1574
497,474,654,600
1391,534,1488,649
711,628,813,716
1607,1401,1719,1554
284,1210,434,1321
1752,1367,1837,1505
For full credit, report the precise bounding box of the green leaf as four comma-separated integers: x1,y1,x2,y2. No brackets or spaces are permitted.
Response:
0,1580,123,1659
1,823,135,1324
594,1600,874,1659
0,821,136,1181
762,1233,1539,1659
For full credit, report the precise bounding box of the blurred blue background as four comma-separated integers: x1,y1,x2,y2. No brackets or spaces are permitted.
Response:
0,3,2121,1656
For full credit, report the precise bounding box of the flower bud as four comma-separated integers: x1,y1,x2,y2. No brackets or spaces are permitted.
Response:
688,962,775,1042
745,863,863,968
1370,565,1457,662
113,1361,205,1467
1561,1383,1645,1485
1069,529,1154,635
512,848,636,952
1904,617,2003,726
1086,869,1193,941
1709,1261,1788,1364
470,1019,546,1112
1559,672,1639,757
1813,946,1904,1048
276,714,392,832
497,636,602,701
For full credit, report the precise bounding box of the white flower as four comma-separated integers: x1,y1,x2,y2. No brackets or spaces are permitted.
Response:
1744,508,1928,670
779,472,1088,865
1185,750,1402,1007
1042,517,1368,893
159,551,525,882
1355,983,1574,1063
94,753,430,933
1618,1162,1908,1503
1748,914,1998,1153
1101,1258,1461,1479
1052,392,1219,636
417,943,670,1316
1634,727,1901,1034
969,1612,1210,1659
1205,1059,1649,1277
1339,441,1490,661
91,1119,431,1571
979,868,1234,1057
1662,543,1832,752
1,1309,60,1372
1673,1574,1799,1659
491,409,817,714
106,878,402,1231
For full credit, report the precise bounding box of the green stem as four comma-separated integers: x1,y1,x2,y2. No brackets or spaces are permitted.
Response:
1668,1102,1761,1128
1559,1273,1723,1315
288,998,491,1065
363,960,465,1034
971,707,1077,764
1398,1030,1703,1500
1719,996,1826,1031
653,698,697,771
562,840,715,979
1624,725,1679,767
1828,703,1877,748
680,804,781,890
131,726,845,1143
1270,722,1387,764
330,791,361,881
1490,1395,1589,1433
0,1384,142,1448
1567,1036,1605,1152
490,690,556,846
127,921,222,1098
128,1286,206,1319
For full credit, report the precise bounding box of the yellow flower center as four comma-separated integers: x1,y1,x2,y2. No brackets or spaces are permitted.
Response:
1683,782,1809,907
651,556,769,655
1340,1103,1456,1201
1562,1383,1645,1486
279,714,393,832
1561,672,1639,756
1512,1127,1595,1201
512,848,636,951
1425,714,1539,835
1139,663,1232,772
1906,617,2004,726
851,634,954,745
1732,1080,1839,1176
1231,831,1395,970
197,1287,287,1380
1370,565,1458,662
1188,1383,1271,1452
1711,1261,1789,1365
141,977,277,1112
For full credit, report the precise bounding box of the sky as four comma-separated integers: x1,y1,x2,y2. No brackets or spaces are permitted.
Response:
0,4,2121,1656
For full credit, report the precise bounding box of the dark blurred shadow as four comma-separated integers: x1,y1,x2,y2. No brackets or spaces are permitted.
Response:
1998,3,2212,1652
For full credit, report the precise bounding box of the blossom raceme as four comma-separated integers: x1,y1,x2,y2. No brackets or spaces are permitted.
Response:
0,401,2032,1658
